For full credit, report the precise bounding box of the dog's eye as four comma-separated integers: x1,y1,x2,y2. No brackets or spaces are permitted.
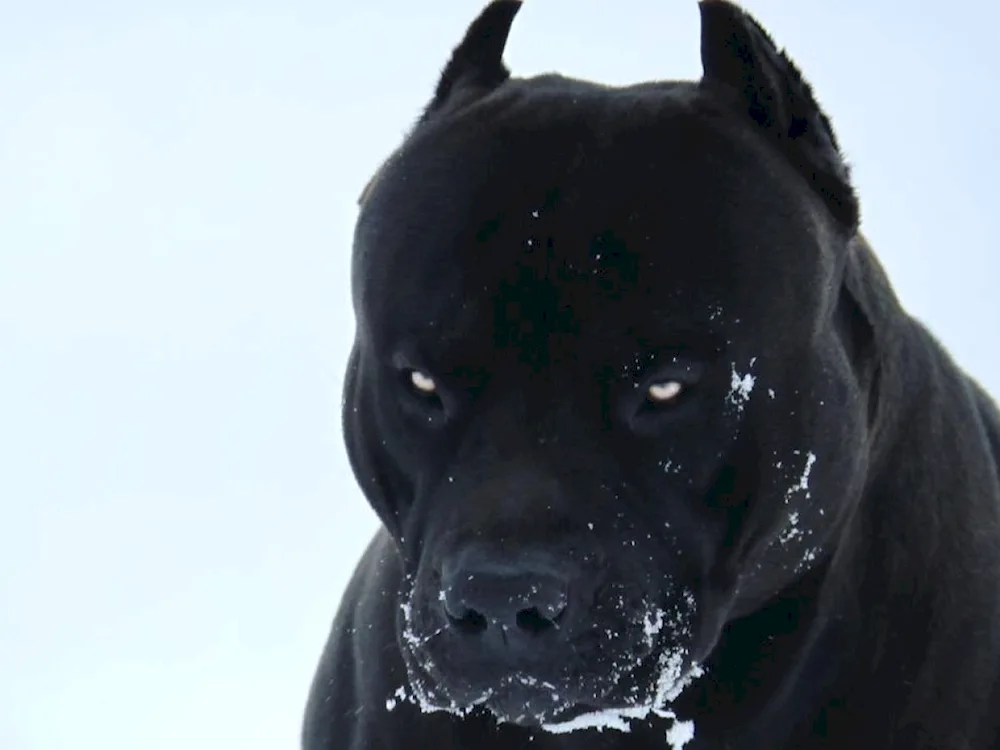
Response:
647,380,684,405
408,369,437,395
626,373,697,432
400,367,446,415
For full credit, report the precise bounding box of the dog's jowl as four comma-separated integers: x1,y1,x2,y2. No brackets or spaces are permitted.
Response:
302,2,1000,748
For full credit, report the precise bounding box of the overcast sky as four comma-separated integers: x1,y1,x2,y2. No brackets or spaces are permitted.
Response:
1,1,997,748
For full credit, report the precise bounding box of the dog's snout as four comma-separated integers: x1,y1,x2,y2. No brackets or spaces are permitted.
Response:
441,550,571,643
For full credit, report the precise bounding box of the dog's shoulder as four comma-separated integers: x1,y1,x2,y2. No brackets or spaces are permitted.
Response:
835,236,1000,746
301,530,408,750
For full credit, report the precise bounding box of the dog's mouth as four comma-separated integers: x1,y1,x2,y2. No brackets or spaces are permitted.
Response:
390,631,704,733
497,645,705,732
392,579,705,733
537,649,705,735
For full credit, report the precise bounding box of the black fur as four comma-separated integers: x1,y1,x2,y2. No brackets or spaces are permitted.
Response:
304,2,1000,748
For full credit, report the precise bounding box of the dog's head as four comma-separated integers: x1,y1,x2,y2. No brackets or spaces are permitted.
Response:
344,0,876,729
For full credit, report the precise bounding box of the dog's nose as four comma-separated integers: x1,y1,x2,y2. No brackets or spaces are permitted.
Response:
441,550,570,642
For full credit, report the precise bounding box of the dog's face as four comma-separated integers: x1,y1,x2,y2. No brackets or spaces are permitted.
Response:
343,0,874,729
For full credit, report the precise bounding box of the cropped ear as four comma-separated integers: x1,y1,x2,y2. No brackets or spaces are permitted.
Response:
698,0,859,228
419,0,523,123
359,3,521,207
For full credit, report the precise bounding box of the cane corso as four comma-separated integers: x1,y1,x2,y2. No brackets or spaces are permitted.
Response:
302,1,1000,747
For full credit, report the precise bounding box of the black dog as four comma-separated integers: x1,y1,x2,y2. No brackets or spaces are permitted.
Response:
302,2,1000,747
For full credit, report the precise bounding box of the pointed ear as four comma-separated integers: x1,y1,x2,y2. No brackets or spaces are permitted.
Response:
698,0,859,228
361,3,522,207
420,0,523,122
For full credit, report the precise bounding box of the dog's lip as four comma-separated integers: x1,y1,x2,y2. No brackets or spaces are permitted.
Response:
398,630,705,730
481,636,685,705
481,650,705,731
479,684,609,728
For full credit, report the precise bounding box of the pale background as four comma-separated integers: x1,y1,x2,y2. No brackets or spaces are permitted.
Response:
1,1,997,748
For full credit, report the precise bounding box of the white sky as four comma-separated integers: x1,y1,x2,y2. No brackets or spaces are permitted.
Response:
1,1,997,748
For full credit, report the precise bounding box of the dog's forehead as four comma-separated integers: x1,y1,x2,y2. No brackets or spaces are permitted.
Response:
355,80,829,349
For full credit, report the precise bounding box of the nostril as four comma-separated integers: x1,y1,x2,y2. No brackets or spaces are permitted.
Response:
446,606,488,635
515,606,560,634
440,556,573,639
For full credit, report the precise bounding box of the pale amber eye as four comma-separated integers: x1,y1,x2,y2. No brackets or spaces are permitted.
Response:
647,380,683,404
409,370,437,395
